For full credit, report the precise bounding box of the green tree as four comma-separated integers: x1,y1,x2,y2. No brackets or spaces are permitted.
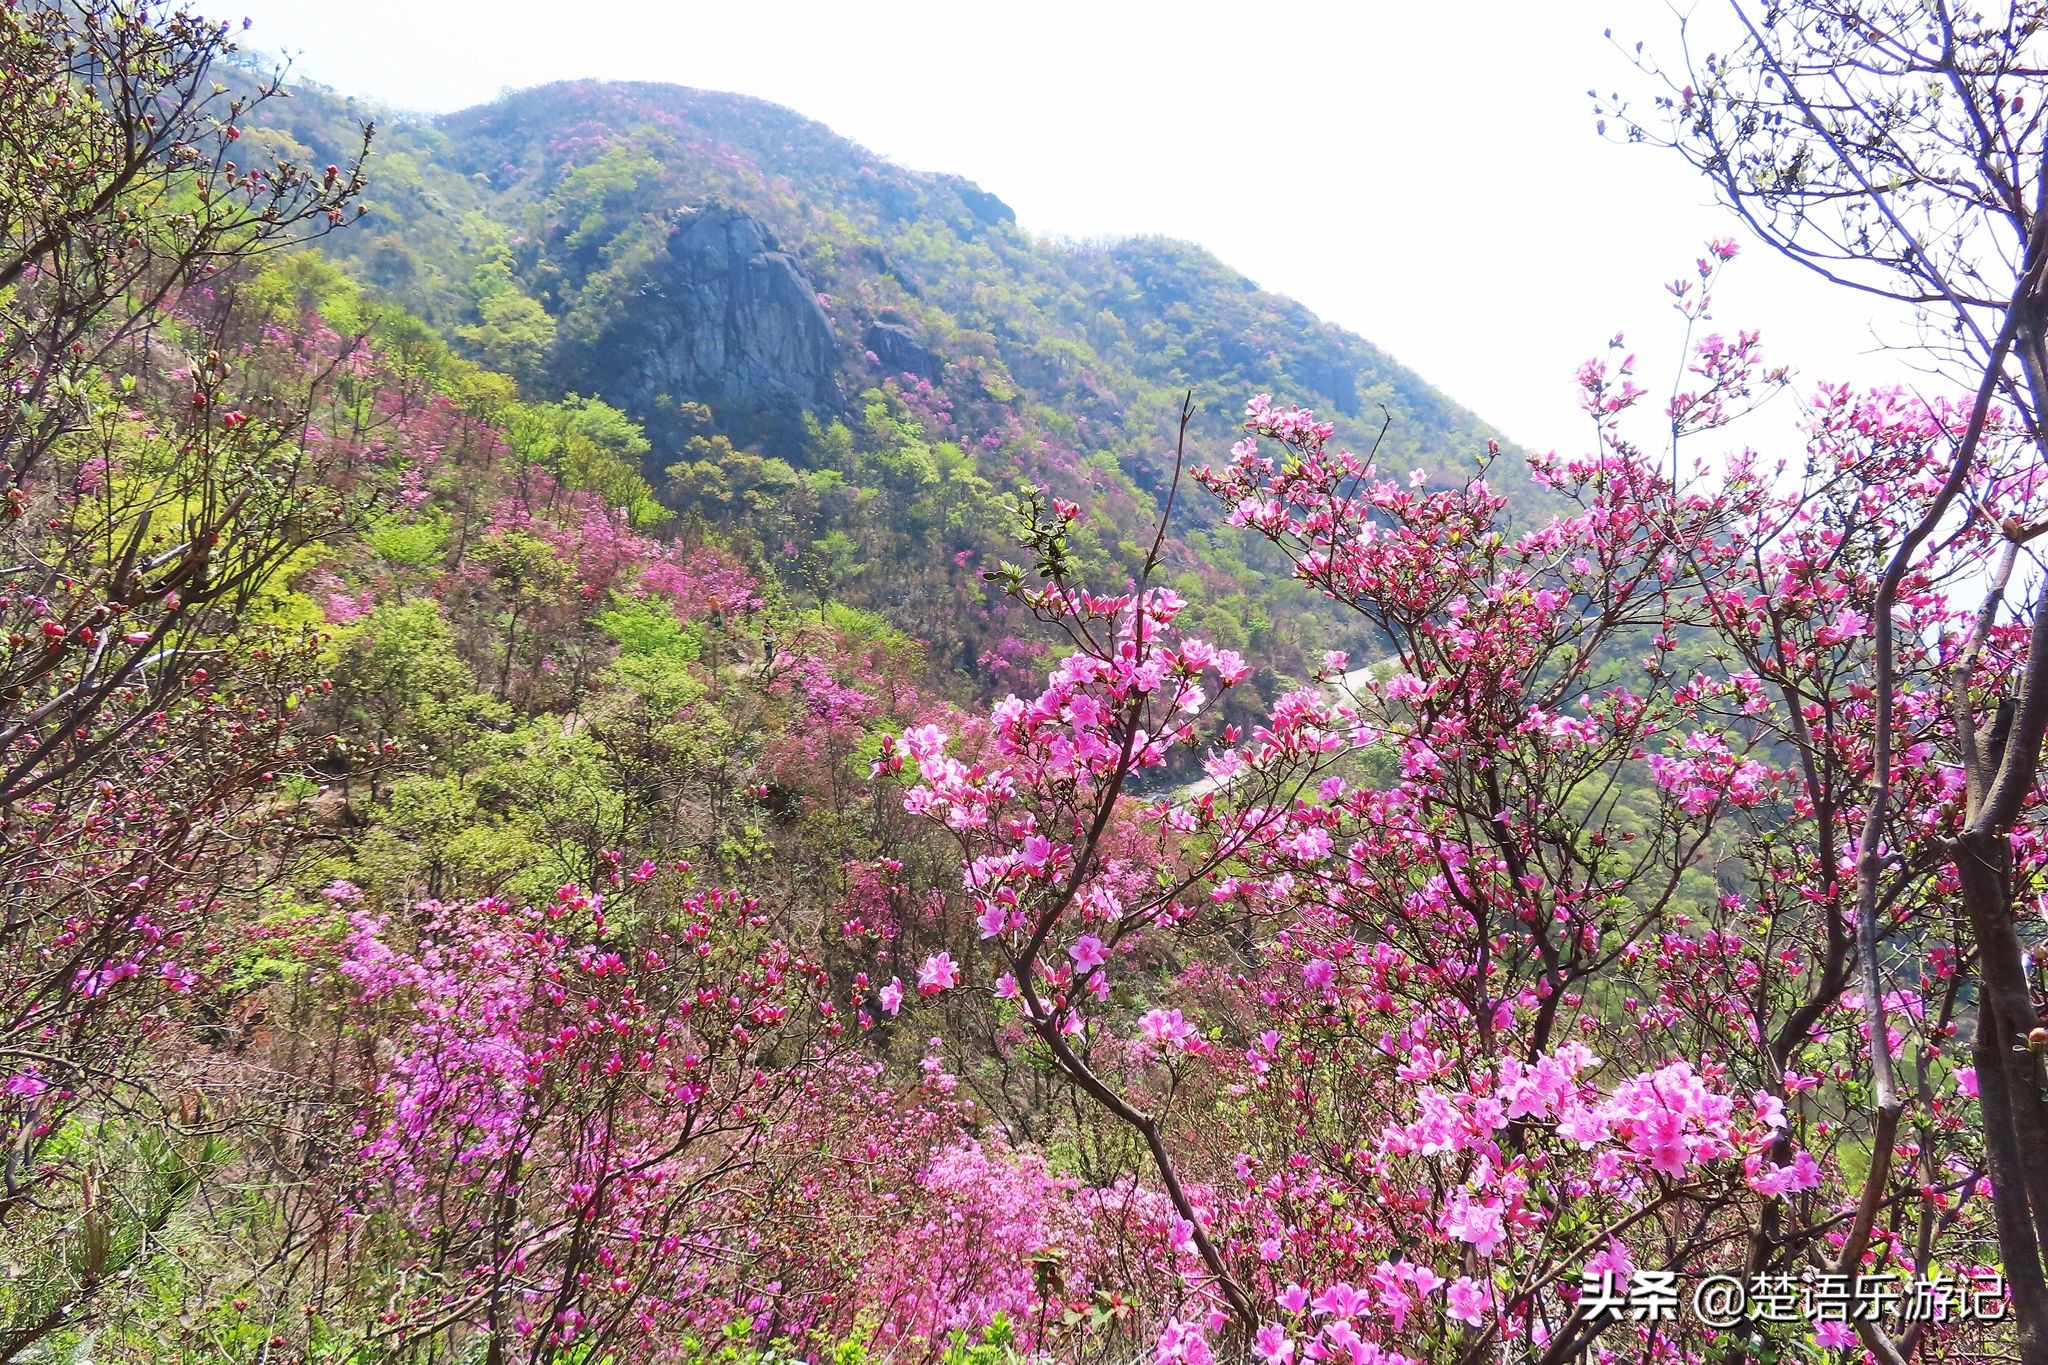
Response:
507,394,665,524
321,600,509,803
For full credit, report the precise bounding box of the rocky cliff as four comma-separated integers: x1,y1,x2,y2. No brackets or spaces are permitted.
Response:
585,203,843,452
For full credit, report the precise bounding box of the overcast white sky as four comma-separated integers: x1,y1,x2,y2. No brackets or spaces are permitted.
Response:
230,0,1923,458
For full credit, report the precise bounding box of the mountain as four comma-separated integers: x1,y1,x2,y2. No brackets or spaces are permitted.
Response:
244,76,1529,683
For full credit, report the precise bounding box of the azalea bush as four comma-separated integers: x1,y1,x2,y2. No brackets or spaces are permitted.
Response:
876,263,2034,1361
334,865,1147,1364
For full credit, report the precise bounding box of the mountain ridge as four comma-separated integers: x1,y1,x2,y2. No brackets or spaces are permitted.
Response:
265,75,1504,450
245,72,1538,679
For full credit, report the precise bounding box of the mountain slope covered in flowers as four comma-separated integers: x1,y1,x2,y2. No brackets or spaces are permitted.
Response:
2,5,2037,1365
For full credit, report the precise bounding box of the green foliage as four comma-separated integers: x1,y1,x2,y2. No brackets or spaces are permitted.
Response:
819,600,906,650
251,248,368,330
507,393,666,524
321,599,511,783
456,213,558,381
939,1316,1028,1365
0,1128,227,1357
598,594,704,661
478,527,576,601
364,511,449,570
461,274,557,381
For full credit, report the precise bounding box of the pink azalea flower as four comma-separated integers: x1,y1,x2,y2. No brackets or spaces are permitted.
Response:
878,978,904,1015
1584,1239,1635,1283
1446,1275,1490,1326
1814,1321,1856,1350
1746,1149,1822,1197
917,953,958,995
1310,1281,1367,1318
1316,1319,1365,1359
1254,1324,1295,1364
1140,1007,1204,1051
901,724,948,761
4,1069,47,1099
1155,1319,1214,1365
1443,1191,1508,1256
1070,934,1108,971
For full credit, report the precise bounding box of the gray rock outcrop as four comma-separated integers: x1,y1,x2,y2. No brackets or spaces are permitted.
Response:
598,203,842,449
863,320,937,378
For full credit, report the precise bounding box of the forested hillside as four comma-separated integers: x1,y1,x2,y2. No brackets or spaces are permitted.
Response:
234,75,1536,692
3,5,2041,1365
